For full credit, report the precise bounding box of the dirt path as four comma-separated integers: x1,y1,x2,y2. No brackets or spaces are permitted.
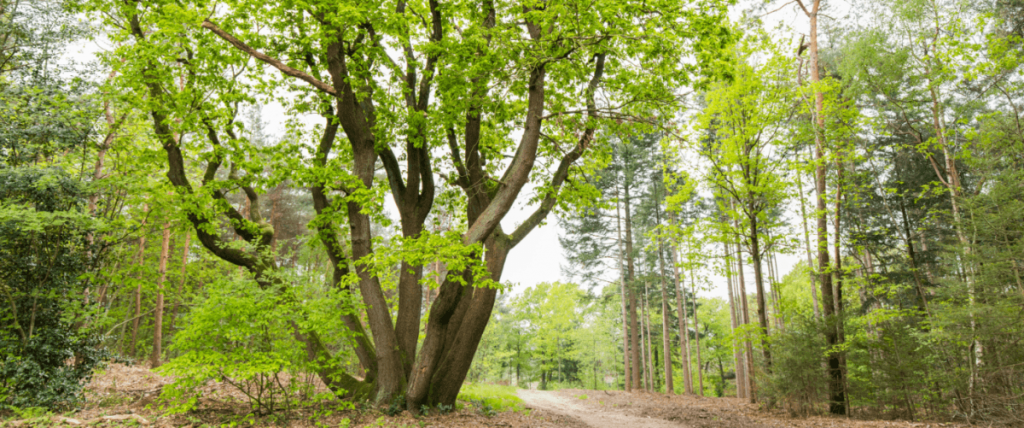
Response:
518,388,971,428
518,389,687,428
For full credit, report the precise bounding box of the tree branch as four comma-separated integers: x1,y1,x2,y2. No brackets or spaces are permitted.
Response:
201,20,337,96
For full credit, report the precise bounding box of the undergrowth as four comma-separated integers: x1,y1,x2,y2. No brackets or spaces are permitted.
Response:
457,383,525,414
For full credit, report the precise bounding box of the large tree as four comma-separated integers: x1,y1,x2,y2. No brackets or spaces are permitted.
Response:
86,0,732,406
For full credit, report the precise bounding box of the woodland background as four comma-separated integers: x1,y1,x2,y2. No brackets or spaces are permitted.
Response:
1,0,1023,426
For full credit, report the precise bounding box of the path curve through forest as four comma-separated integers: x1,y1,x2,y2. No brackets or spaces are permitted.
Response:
517,389,688,428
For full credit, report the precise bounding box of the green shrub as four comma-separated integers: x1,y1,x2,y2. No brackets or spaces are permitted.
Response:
156,273,357,416
0,168,109,412
457,383,524,413
761,315,829,416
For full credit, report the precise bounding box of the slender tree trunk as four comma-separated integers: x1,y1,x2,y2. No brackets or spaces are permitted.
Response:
772,250,785,331
834,159,850,415
657,242,674,394
171,233,190,330
797,149,821,318
129,204,148,358
640,290,650,391
672,243,694,394
803,0,845,414
925,25,981,393
643,282,655,392
624,191,642,391
724,242,743,398
690,266,704,396
734,247,748,399
83,98,118,309
735,233,756,403
765,245,783,331
616,187,632,391
151,225,170,368
898,199,932,315
748,213,773,370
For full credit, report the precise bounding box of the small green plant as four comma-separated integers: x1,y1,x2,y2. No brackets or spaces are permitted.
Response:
11,406,50,419
383,394,405,416
419,404,430,416
576,394,588,400
435,403,453,415
477,401,497,417
310,409,335,428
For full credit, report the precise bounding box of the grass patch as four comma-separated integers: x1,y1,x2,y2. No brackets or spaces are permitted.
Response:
576,394,588,400
457,383,525,414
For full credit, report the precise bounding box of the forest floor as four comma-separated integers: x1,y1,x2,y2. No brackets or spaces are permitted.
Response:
0,365,975,427
517,389,970,428
1,364,580,427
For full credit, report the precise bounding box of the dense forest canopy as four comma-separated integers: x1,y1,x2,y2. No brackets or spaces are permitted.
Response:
1,0,1023,425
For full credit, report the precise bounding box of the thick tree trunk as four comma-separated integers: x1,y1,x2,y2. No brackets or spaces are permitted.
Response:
346,145,406,402
310,114,379,380
151,225,170,368
395,255,424,378
423,234,510,405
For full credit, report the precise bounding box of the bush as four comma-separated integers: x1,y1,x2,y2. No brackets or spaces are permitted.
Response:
156,272,358,416
761,315,829,416
457,383,524,413
0,167,108,412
